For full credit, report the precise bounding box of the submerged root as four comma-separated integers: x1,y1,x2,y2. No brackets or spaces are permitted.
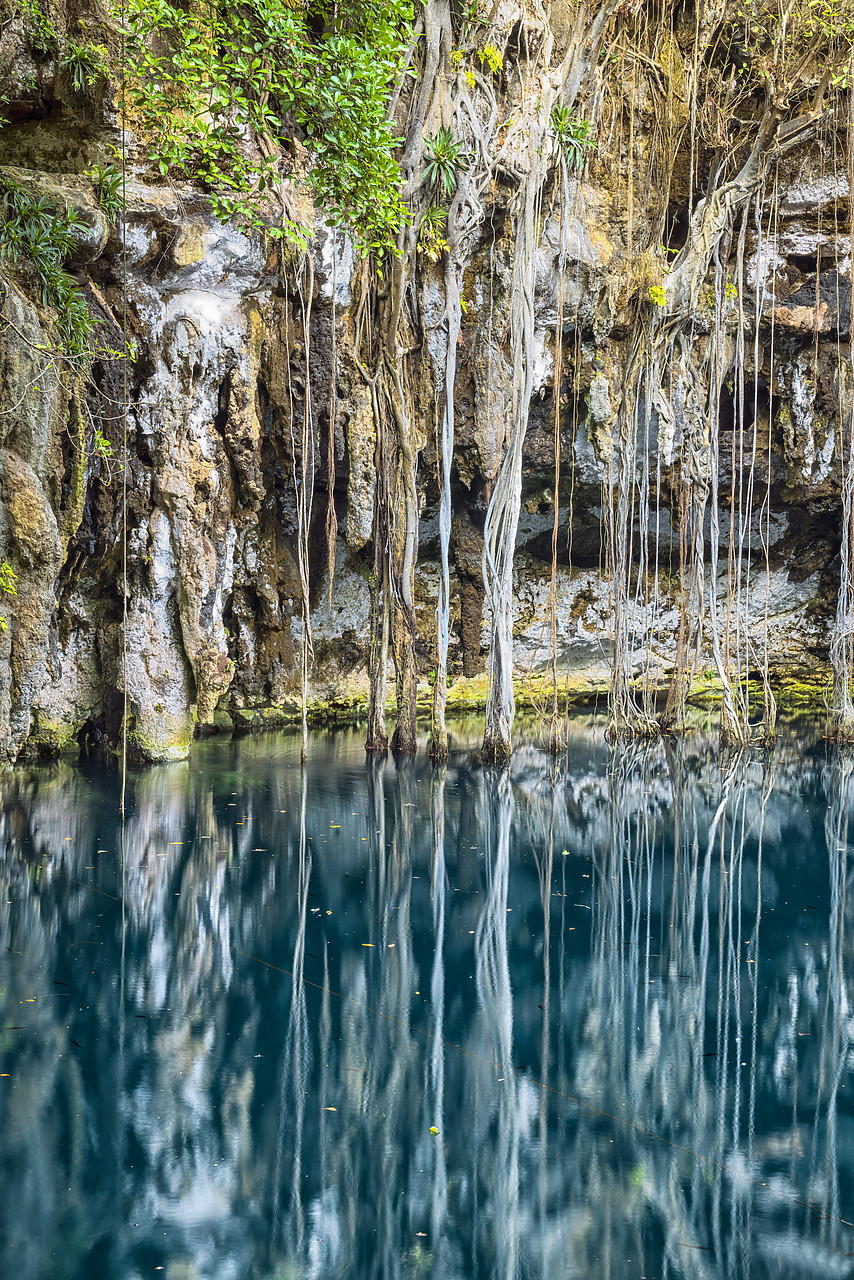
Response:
482,729,512,765
430,666,449,760
830,711,854,745
546,717,565,755
605,712,660,744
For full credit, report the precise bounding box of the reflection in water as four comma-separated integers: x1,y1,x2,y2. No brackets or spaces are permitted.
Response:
274,764,310,1257
0,722,853,1279
474,768,519,1280
428,765,448,1267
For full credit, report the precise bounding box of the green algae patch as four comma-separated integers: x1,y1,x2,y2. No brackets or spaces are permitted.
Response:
231,704,300,732
686,670,830,717
685,672,726,709
211,667,833,747
230,688,374,733
443,671,607,715
445,673,489,711
774,676,830,713
25,713,81,758
126,707,197,763
308,691,372,726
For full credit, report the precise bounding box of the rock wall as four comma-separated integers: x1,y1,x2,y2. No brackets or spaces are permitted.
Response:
0,1,849,760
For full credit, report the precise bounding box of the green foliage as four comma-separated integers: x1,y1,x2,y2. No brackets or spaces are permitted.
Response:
422,127,467,197
456,0,488,31
15,0,56,54
550,107,595,171
648,284,666,306
88,160,125,224
728,0,853,91
116,0,414,258
0,180,93,356
477,43,503,74
417,205,448,262
732,0,854,46
0,559,16,633
92,425,113,465
60,37,108,93
0,560,17,596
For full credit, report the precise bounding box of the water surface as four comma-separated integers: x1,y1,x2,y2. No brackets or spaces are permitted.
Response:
1,720,853,1279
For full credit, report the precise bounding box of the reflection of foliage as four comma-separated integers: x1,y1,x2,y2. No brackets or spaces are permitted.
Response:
0,730,848,1278
402,1242,432,1278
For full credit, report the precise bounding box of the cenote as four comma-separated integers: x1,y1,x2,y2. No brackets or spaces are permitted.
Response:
1,717,852,1280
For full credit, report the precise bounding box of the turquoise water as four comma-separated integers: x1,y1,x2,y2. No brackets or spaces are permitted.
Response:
1,720,853,1279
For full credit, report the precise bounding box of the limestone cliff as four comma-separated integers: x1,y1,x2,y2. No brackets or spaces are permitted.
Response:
0,0,849,760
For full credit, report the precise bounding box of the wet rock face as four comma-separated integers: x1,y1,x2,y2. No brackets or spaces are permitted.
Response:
0,9,849,760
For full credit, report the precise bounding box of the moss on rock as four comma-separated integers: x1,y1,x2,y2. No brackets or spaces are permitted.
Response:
126,707,197,763
24,712,81,757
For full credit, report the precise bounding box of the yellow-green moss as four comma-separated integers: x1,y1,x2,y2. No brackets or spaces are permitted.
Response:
686,671,830,715
26,713,80,757
216,666,832,745
126,708,197,762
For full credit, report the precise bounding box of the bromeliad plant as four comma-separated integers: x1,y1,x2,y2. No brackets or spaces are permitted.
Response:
422,127,467,197
60,37,109,94
550,107,595,171
417,204,449,261
88,161,125,224
0,180,93,355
